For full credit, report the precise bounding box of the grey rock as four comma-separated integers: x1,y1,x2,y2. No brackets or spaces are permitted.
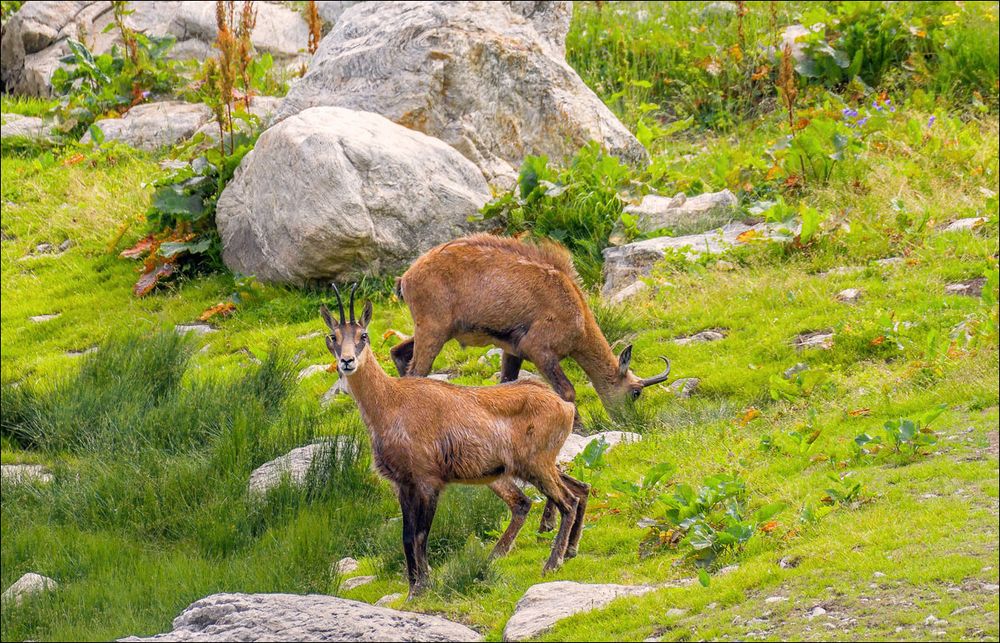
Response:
29,313,60,323
1,464,54,485
2,1,310,96
58,238,73,252
945,278,986,298
315,1,362,25
503,580,655,641
821,265,865,277
216,106,489,285
297,364,331,381
490,369,545,384
478,347,503,364
608,280,648,304
874,256,904,267
321,378,349,405
275,1,645,185
1,572,57,606
0,112,51,141
427,373,452,381
601,222,793,297
248,441,345,495
795,331,834,351
779,556,801,569
83,101,213,151
664,608,688,618
118,592,483,641
765,596,789,604
783,363,808,379
924,615,948,628
674,329,726,345
175,322,216,336
333,557,359,575
557,431,640,465
340,575,375,591
192,95,282,144
34,242,53,254
806,606,827,619
944,217,986,232
611,190,738,243
835,288,862,303
666,377,699,398
781,24,811,64
375,593,402,607
67,346,99,357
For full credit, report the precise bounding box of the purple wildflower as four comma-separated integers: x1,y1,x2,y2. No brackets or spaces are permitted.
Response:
927,115,936,128
857,116,869,127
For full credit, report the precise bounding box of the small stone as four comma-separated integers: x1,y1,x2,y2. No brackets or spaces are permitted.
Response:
375,593,402,607
340,575,375,591
333,557,359,575
836,288,862,303
57,239,73,252
950,606,976,616
478,348,503,364
872,571,886,578
806,606,827,619
490,369,544,383
428,373,452,381
944,217,985,231
666,377,699,398
706,602,718,610
715,259,736,271
1,573,57,605
875,256,904,267
1,464,53,485
795,331,834,350
29,313,60,323
765,596,789,604
924,615,948,628
674,329,726,345
175,323,216,336
945,278,986,298
783,363,808,379
297,364,331,381
66,346,98,357
779,556,801,569
664,608,687,618
609,280,648,304
557,431,641,465
34,242,53,254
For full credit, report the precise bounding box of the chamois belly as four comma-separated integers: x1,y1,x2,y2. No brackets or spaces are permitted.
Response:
435,432,510,484
452,321,531,354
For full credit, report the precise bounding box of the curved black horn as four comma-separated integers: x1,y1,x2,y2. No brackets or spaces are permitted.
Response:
639,357,672,387
349,283,359,323
331,282,345,325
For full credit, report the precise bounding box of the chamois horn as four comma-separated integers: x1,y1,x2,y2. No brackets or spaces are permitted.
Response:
639,357,672,388
331,282,346,325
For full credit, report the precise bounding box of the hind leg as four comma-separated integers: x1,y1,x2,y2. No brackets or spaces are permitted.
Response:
499,352,523,383
528,469,578,574
560,473,590,559
488,478,532,558
407,329,449,377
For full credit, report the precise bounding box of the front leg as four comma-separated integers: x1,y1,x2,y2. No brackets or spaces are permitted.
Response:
398,486,419,595
410,488,440,598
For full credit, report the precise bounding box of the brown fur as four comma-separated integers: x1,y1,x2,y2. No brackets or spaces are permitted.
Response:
391,234,670,410
321,297,588,598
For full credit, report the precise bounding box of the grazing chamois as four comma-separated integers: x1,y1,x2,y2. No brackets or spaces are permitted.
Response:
390,234,672,409
320,284,589,598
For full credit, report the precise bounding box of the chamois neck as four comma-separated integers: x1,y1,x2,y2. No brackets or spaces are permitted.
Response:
571,316,619,405
343,347,395,424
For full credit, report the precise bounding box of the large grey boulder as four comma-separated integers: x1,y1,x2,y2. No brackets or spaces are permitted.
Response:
1,572,57,606
503,581,655,641
119,593,483,641
557,431,641,465
0,112,52,141
275,1,646,184
610,189,739,243
1,1,309,96
216,106,490,284
82,101,212,150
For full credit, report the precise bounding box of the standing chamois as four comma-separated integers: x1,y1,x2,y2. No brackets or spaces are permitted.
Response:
390,234,672,409
320,284,589,598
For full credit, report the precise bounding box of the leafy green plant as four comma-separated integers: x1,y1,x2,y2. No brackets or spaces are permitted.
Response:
769,367,831,401
882,404,945,456
609,461,676,510
641,473,785,572
821,471,866,507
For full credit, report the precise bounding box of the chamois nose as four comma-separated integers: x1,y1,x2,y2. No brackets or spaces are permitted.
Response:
340,356,356,371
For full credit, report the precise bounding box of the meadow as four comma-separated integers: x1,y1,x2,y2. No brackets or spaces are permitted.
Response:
1,1,998,641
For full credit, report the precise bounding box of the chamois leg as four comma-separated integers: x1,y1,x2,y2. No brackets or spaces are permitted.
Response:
530,470,578,574
390,337,415,376
398,486,419,596
488,478,532,558
406,330,448,377
560,473,590,559
538,499,557,533
410,488,439,598
533,355,579,534
499,352,523,383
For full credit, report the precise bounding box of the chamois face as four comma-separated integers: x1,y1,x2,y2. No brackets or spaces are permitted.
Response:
605,345,672,408
320,299,373,375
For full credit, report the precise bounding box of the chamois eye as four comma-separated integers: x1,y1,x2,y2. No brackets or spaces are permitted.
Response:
630,389,641,401
361,332,369,342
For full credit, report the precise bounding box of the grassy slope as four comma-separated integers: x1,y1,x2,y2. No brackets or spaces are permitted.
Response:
3,4,999,643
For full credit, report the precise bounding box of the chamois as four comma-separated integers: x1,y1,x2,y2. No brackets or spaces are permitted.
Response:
320,284,589,598
390,233,672,409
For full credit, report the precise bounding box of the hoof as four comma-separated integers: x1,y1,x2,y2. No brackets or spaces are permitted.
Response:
564,546,578,559
542,558,563,575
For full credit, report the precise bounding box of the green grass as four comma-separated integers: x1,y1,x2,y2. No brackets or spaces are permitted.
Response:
2,1,999,641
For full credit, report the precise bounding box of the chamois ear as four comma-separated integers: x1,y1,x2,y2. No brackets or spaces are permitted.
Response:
319,304,335,330
618,344,633,378
360,300,373,328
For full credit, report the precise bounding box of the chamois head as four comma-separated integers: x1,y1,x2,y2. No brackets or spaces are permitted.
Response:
606,345,672,407
320,283,373,375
